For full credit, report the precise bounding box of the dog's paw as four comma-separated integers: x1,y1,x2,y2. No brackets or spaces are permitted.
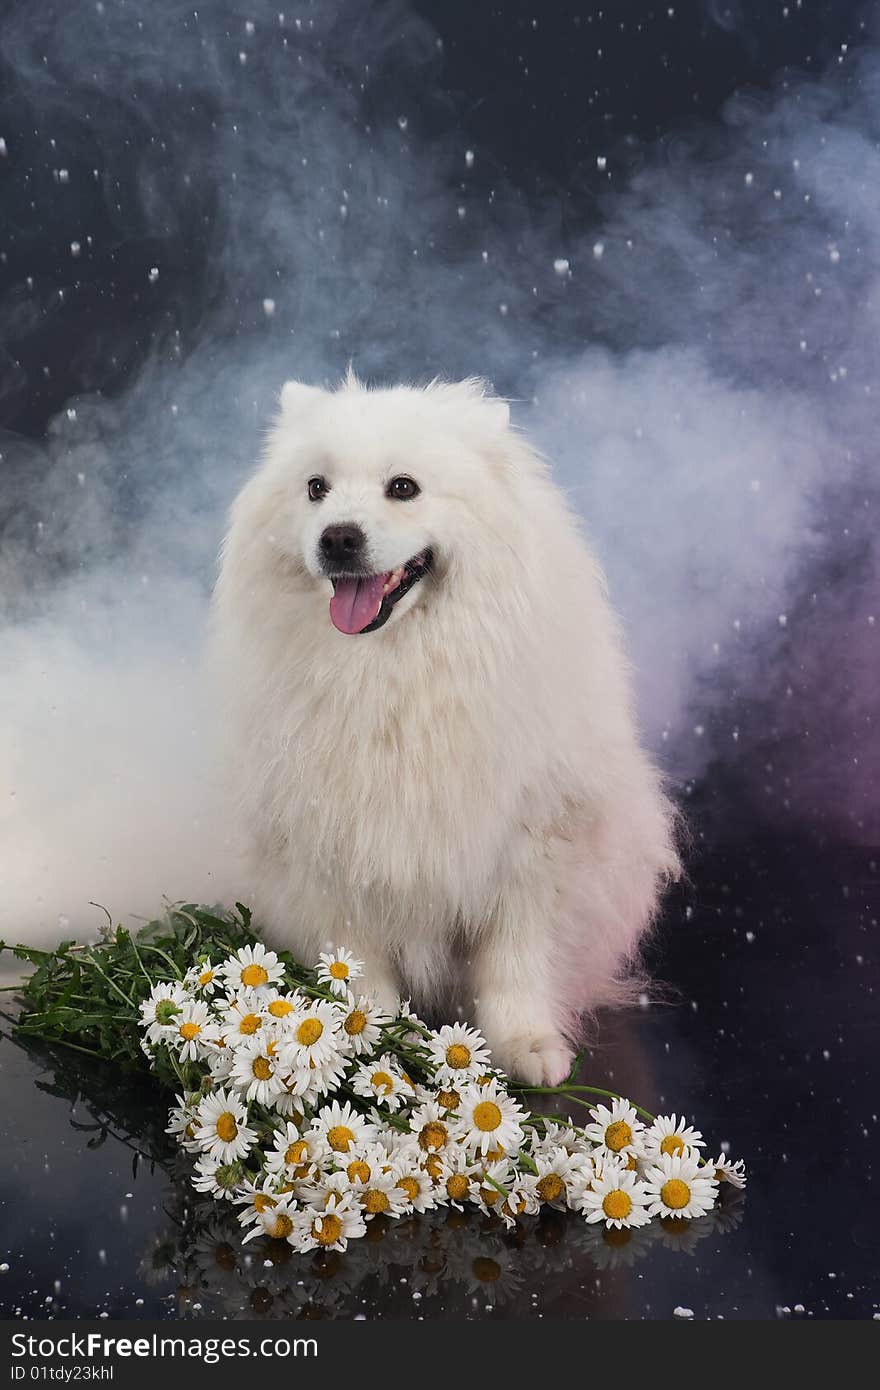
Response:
491,1033,573,1088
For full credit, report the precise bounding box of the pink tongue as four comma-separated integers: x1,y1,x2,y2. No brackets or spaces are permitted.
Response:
329,573,389,634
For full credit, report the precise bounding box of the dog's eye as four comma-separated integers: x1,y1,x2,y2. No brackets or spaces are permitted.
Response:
307,476,330,501
386,475,420,501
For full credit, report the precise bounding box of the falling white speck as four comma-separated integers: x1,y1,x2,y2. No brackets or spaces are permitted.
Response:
778,613,787,627
829,245,841,264
592,241,605,259
57,168,69,183
553,258,570,275
596,155,607,170
397,115,408,131
465,149,474,168
238,51,247,64
0,138,7,157
744,171,754,186
674,1306,694,1319
262,298,276,316
70,241,81,257
66,407,77,422
745,931,755,943
148,267,159,283
499,303,508,316
245,20,255,34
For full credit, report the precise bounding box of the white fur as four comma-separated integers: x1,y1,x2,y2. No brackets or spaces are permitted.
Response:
211,375,680,1084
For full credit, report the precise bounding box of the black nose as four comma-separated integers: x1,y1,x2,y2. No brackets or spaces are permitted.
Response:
319,523,367,569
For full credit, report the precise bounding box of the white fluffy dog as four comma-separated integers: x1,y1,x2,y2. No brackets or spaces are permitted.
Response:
212,374,679,1084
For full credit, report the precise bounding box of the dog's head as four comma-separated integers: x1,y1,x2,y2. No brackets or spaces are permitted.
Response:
257,374,516,635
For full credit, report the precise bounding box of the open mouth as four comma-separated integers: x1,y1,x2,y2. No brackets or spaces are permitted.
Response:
328,549,434,635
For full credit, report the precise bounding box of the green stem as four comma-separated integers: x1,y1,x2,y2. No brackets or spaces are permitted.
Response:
514,1082,655,1124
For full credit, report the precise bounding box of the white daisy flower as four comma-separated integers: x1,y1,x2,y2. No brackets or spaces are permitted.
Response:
241,1197,299,1245
457,1079,526,1158
393,1158,438,1214
532,1146,585,1209
165,1093,201,1152
277,999,343,1071
497,1176,540,1229
264,1123,328,1182
642,1113,705,1162
704,1152,747,1189
337,993,390,1057
261,989,304,1024
351,1168,411,1220
170,999,221,1061
315,947,364,997
642,1150,719,1220
473,1157,517,1217
308,1100,380,1156
536,1120,583,1154
217,991,268,1045
139,980,189,1044
192,1087,257,1163
436,1149,482,1209
582,1098,645,1160
340,1141,398,1188
408,1099,456,1157
183,959,221,996
282,1050,349,1109
350,1055,410,1112
219,942,284,994
426,1022,492,1084
580,1164,653,1229
229,1034,286,1105
234,1174,287,1229
191,1154,245,1201
290,1191,365,1253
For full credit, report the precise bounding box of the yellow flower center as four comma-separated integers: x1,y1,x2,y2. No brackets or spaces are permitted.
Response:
327,1125,355,1153
501,1196,527,1219
179,1022,201,1040
602,1190,633,1221
605,1120,632,1152
241,963,269,987
296,1017,324,1046
370,1071,395,1095
472,1257,501,1282
418,1121,448,1152
479,1186,499,1206
660,1134,685,1157
285,1140,309,1166
268,999,295,1018
253,1193,276,1213
347,1159,371,1183
446,1174,470,1201
238,1012,262,1035
437,1088,460,1110
252,1056,273,1080
363,1189,389,1214
424,1154,443,1179
312,1214,342,1247
536,1173,565,1203
397,1176,420,1201
268,1213,293,1240
445,1043,472,1069
215,1113,238,1143
329,961,350,979
473,1101,502,1132
198,969,214,985
661,1178,691,1210
344,1010,367,1036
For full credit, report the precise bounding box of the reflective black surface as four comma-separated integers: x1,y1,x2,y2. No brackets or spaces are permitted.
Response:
2,831,876,1321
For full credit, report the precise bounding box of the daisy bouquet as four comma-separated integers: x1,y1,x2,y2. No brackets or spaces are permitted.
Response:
3,904,745,1254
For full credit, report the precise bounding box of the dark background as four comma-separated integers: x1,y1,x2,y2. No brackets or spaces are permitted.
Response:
0,0,877,1320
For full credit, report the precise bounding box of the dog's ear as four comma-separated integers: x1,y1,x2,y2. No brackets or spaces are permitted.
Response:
279,380,325,415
